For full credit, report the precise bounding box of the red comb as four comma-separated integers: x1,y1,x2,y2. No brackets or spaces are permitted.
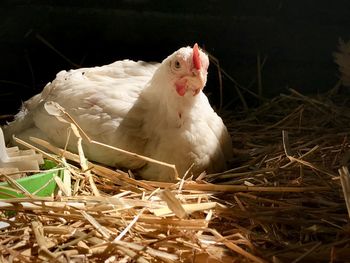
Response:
193,43,201,70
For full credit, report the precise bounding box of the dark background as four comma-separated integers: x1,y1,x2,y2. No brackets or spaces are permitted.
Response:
1,1,350,114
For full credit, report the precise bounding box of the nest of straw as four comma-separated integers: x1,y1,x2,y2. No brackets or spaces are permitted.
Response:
0,87,350,263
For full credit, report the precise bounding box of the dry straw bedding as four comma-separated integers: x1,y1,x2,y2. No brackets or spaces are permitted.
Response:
0,88,349,263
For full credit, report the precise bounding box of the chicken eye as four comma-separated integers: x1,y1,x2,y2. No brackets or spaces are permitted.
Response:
174,60,181,69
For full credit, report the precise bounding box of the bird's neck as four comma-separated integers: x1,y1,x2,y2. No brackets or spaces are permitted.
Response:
142,78,199,127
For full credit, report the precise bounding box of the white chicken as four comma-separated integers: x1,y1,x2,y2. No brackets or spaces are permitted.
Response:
4,44,232,181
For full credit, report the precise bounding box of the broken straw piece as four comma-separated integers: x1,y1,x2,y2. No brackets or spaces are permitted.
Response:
0,128,43,171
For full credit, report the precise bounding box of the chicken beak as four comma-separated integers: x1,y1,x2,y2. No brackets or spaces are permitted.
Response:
175,71,207,97
181,69,205,96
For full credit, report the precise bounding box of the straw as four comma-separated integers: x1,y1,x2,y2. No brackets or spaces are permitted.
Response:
1,88,349,262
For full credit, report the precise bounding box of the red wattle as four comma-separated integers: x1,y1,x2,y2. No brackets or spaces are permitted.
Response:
176,84,186,96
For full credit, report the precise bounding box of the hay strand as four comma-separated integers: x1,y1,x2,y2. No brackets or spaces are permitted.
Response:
1,89,350,262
